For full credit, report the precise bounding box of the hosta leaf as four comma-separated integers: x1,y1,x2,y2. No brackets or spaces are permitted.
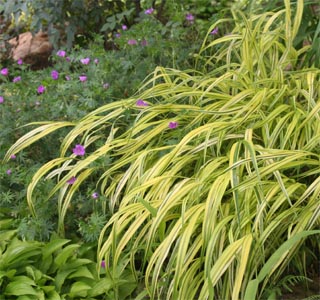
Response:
68,281,92,298
0,269,16,280
2,240,41,267
68,266,94,279
5,277,37,296
60,258,93,271
55,269,76,292
54,244,80,268
47,290,62,300
88,278,113,297
43,239,71,259
17,296,39,300
0,230,17,244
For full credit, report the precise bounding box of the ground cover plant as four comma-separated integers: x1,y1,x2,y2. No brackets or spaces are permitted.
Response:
0,212,139,300
1,0,320,299
0,5,206,241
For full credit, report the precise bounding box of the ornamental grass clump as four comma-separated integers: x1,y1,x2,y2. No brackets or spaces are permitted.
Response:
3,0,320,299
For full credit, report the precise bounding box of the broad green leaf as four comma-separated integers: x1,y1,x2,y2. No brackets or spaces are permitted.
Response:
54,244,80,268
68,281,92,298
68,266,94,279
88,278,113,297
47,290,62,300
0,269,16,280
0,229,17,243
42,239,70,259
2,240,41,266
5,277,37,296
55,269,76,292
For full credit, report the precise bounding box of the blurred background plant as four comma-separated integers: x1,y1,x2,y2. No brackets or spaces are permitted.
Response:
0,0,232,49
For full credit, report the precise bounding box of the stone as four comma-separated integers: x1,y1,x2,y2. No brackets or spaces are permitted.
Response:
8,31,53,69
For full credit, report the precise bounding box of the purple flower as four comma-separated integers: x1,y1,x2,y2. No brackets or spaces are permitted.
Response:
145,8,154,15
101,260,106,268
80,58,90,65
94,58,99,64
65,75,71,81
67,176,76,185
92,192,99,199
1,68,8,76
57,50,66,57
51,70,59,80
0,96,3,103
66,57,71,62
72,144,85,156
6,169,12,175
210,27,218,35
103,83,110,89
37,85,46,94
10,154,16,160
128,39,138,45
79,75,87,82
122,24,128,30
186,13,194,23
115,33,121,38
141,39,148,46
136,99,148,107
12,76,21,83
17,59,23,65
168,121,178,129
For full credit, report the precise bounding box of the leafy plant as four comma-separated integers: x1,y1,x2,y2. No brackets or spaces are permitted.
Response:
2,0,320,299
0,0,137,48
0,0,232,49
0,234,139,299
1,6,210,241
240,0,320,67
266,274,313,298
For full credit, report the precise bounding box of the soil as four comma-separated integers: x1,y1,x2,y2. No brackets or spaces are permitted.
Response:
280,276,320,300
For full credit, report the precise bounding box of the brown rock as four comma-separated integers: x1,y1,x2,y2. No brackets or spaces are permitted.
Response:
8,31,53,68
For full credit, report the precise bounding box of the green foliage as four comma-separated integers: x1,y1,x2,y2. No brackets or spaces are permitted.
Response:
78,213,106,243
0,232,139,299
240,0,320,67
302,296,320,300
0,0,137,48
3,1,319,299
0,11,206,241
1,1,320,299
0,0,234,50
268,274,313,298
